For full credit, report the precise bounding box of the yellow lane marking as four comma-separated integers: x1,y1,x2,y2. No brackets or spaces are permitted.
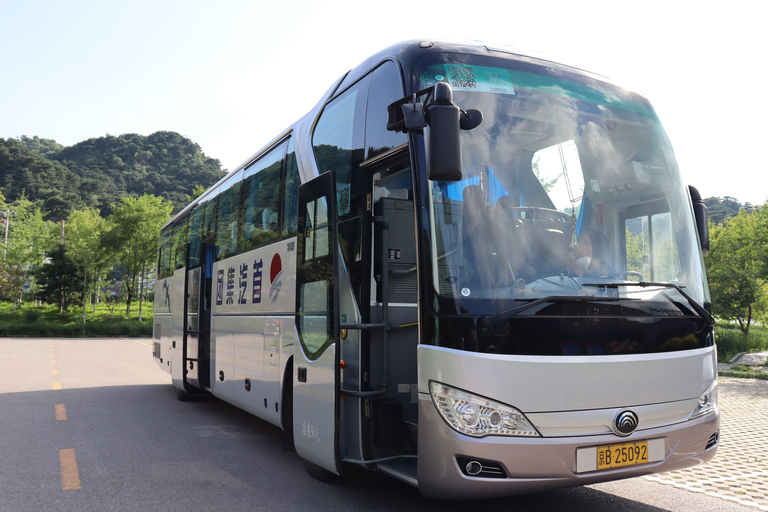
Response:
55,404,67,420
51,360,56,365
53,382,62,390
51,353,55,358
52,369,58,376
59,449,81,490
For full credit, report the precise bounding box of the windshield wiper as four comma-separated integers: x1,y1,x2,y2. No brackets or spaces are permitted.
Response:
581,281,715,327
480,295,627,328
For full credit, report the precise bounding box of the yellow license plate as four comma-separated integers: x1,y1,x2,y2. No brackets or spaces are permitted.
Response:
596,441,648,470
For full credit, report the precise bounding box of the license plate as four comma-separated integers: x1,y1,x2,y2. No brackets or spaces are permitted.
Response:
596,441,648,470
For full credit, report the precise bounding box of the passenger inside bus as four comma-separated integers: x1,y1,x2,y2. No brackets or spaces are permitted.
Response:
565,232,593,277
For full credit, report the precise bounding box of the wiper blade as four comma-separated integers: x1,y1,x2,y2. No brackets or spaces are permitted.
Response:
581,281,715,327
480,295,627,328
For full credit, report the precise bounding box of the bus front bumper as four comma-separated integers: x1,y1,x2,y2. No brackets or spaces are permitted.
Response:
416,396,720,500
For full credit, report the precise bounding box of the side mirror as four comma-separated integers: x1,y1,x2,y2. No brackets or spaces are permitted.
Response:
387,83,482,182
689,185,710,256
426,82,463,182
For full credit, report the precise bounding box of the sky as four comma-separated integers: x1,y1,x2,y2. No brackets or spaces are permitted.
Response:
1,0,766,206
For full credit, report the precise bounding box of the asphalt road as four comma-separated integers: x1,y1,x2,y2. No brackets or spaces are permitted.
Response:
0,337,754,511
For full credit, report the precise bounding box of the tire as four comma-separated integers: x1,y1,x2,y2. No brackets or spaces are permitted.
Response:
303,459,337,482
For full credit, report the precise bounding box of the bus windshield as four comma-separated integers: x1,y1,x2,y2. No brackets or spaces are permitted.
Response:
418,55,709,316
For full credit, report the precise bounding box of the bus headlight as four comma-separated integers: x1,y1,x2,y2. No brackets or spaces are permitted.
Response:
429,381,540,437
689,381,718,420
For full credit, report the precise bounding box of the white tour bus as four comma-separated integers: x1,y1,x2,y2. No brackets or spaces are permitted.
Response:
153,40,719,499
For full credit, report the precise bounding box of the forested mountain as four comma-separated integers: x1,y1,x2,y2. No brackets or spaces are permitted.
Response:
0,132,226,221
704,196,756,225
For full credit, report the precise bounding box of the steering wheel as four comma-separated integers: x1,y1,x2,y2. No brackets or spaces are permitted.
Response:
615,270,644,282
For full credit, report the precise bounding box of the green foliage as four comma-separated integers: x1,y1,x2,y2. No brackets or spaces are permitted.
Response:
0,302,152,337
1,132,225,221
54,131,225,216
716,324,768,363
101,195,173,316
704,196,755,225
16,135,64,158
705,204,768,333
64,208,109,323
31,244,83,312
0,138,87,220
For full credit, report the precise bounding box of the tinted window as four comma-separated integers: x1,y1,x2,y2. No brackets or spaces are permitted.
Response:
366,61,407,159
313,76,369,219
215,169,244,261
172,216,188,270
239,146,283,251
157,225,173,279
283,138,300,238
187,205,203,267
200,188,219,241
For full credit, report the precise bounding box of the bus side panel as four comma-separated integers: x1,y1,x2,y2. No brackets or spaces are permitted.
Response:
153,275,174,375
153,275,172,373
232,316,266,416
293,339,338,474
152,316,172,375
261,316,283,427
170,267,187,391
210,316,235,403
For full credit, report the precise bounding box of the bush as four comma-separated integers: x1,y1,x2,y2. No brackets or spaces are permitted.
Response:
716,324,768,363
0,302,152,337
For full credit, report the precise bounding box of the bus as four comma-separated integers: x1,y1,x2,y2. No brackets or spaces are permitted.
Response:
153,40,719,499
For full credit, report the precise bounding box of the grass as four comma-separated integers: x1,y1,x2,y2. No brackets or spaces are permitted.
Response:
715,323,768,363
0,302,152,337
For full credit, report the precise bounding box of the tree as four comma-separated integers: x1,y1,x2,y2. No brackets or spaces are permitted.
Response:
2,195,56,305
704,204,768,333
64,208,108,323
102,195,172,317
703,196,750,225
0,138,86,221
33,244,83,313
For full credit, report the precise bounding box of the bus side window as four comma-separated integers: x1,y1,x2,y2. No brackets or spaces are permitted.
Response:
365,60,407,160
187,205,203,268
172,216,188,271
283,139,300,238
157,225,174,279
214,168,244,261
239,145,284,252
313,75,369,219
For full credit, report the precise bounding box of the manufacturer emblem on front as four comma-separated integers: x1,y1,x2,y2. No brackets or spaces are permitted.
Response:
612,410,639,437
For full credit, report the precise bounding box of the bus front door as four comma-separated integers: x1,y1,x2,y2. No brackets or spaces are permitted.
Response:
294,171,341,475
181,242,213,396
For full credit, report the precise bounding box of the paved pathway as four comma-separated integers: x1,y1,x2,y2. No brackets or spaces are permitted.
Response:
645,376,768,510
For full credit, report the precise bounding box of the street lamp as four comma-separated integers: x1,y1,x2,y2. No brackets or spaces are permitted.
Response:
1,210,17,259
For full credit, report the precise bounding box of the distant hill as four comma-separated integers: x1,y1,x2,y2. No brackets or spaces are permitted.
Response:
703,196,756,225
0,132,226,221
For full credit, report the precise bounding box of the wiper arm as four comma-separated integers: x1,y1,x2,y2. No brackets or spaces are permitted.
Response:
480,295,627,328
581,281,715,327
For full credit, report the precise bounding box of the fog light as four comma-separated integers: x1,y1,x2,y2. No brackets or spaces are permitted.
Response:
465,461,482,476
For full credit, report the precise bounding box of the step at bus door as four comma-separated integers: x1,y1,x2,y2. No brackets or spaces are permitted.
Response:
294,171,341,475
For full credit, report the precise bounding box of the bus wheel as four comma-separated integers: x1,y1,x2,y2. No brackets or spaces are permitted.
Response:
175,388,188,401
303,459,336,482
